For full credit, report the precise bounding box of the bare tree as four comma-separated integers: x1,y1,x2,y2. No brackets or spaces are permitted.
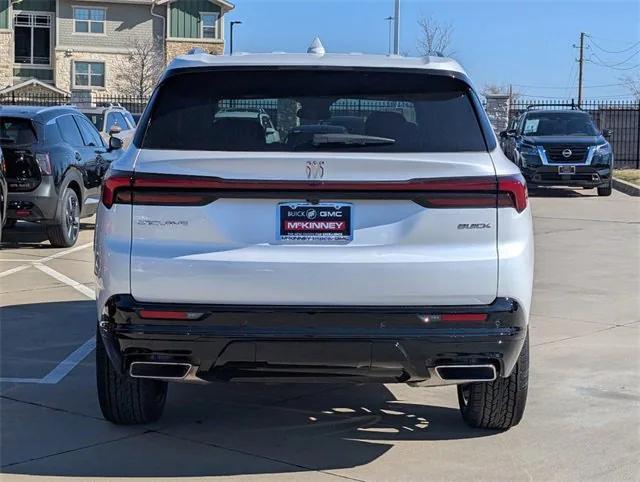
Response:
416,16,454,56
619,74,640,101
113,37,164,98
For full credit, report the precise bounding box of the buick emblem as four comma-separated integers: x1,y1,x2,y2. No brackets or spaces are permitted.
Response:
306,160,325,179
562,149,572,158
306,209,317,220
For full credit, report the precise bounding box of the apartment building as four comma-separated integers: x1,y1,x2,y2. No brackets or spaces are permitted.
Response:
0,0,234,96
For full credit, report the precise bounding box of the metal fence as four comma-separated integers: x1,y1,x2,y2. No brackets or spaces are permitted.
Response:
2,93,639,168
509,99,640,169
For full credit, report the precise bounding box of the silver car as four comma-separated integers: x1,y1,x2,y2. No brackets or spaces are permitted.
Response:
79,103,136,148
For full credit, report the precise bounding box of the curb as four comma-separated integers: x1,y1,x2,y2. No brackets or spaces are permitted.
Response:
612,178,640,197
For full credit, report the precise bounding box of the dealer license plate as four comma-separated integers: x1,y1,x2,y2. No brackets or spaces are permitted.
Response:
278,203,352,242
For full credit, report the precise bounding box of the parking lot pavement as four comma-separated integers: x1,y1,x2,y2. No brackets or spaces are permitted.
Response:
1,189,639,481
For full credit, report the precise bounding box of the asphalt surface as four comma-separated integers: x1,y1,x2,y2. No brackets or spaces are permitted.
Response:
0,188,639,481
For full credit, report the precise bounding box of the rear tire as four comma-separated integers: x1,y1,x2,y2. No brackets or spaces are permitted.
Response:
96,328,168,425
47,187,80,247
457,332,529,430
597,182,612,197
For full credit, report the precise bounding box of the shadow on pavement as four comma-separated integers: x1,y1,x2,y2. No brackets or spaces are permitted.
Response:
1,300,498,478
1,222,94,249
528,186,594,198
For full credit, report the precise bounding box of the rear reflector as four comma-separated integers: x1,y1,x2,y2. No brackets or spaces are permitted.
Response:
102,172,528,213
138,309,204,320
419,313,488,322
441,313,488,322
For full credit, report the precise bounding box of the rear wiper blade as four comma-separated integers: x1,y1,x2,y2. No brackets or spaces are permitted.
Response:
311,133,396,147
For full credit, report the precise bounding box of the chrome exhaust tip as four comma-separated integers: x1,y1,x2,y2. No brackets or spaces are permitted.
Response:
129,361,192,380
435,364,497,382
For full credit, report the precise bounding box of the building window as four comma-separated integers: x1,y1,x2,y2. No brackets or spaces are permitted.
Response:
73,7,105,34
74,62,105,89
14,13,52,65
200,12,218,39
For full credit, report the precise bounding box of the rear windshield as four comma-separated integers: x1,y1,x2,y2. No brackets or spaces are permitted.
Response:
522,112,598,137
141,69,489,152
0,117,37,145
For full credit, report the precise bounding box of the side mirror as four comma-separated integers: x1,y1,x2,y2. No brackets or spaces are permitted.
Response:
109,125,122,135
506,129,517,137
108,136,123,151
499,130,508,139
602,129,613,139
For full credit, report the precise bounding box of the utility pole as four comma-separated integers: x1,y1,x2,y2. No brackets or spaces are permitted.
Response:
393,0,400,55
577,32,586,107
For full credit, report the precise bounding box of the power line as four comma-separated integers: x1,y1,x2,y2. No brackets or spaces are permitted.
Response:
589,37,640,54
587,58,640,71
590,51,640,68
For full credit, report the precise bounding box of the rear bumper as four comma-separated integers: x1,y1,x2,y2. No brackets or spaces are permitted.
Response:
99,294,528,385
522,165,611,188
7,177,58,222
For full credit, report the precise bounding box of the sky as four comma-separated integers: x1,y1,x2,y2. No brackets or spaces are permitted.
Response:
224,0,640,100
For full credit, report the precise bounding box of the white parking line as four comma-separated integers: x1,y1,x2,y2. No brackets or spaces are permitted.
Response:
0,264,31,278
39,242,93,263
33,263,95,299
1,242,96,384
39,337,97,384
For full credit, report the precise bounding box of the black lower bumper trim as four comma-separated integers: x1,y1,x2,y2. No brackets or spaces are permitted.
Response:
100,295,527,384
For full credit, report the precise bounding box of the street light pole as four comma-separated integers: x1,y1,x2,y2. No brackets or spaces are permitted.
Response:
385,16,394,55
393,0,400,55
230,21,242,55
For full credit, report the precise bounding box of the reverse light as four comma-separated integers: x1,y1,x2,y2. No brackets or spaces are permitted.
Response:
35,153,52,175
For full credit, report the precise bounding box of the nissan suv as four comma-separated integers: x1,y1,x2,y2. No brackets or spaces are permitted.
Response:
95,49,534,430
500,108,613,196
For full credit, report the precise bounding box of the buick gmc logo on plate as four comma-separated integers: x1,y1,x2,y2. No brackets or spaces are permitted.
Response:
279,202,352,242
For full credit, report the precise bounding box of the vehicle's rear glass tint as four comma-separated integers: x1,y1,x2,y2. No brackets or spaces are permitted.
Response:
0,117,37,145
141,69,489,152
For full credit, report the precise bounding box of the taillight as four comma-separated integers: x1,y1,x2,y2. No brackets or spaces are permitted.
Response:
101,172,528,213
101,171,132,208
497,174,528,213
35,153,52,175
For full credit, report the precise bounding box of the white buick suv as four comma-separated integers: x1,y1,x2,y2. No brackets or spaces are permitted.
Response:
95,48,534,429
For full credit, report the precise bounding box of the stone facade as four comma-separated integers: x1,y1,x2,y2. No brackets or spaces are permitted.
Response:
0,30,13,89
165,39,224,62
484,94,511,134
54,49,129,95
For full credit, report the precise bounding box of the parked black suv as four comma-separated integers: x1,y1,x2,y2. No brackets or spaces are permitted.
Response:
0,106,122,246
0,147,7,242
500,108,613,196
